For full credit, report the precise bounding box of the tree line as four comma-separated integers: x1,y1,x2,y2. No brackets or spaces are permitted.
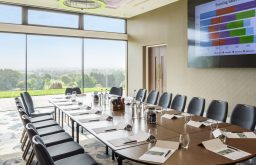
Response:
0,69,125,91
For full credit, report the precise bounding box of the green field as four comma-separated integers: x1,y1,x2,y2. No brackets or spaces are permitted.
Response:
0,88,109,98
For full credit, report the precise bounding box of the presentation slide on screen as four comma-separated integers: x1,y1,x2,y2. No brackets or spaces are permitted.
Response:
195,0,256,56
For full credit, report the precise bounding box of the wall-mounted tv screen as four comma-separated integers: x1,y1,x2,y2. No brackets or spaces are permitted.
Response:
188,0,256,68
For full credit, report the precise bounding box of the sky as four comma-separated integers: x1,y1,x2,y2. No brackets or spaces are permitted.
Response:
0,4,126,71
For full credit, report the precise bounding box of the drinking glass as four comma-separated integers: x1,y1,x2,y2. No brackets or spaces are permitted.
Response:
210,120,219,132
219,128,227,143
184,113,192,124
71,91,77,102
179,134,190,149
66,92,71,99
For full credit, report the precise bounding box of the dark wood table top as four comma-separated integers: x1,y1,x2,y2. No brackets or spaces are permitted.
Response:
49,98,256,165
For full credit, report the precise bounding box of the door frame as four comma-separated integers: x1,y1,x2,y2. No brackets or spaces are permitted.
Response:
143,44,167,92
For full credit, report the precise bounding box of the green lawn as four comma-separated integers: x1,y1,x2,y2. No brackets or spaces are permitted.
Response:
0,88,109,98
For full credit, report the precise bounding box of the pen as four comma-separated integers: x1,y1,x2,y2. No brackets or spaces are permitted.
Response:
123,140,137,144
164,150,171,157
105,128,117,132
89,119,100,122
227,146,239,151
80,113,89,115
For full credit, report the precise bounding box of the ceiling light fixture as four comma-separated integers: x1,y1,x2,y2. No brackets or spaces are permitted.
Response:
59,0,107,10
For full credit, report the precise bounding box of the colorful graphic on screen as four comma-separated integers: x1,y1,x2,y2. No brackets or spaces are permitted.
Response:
195,0,256,57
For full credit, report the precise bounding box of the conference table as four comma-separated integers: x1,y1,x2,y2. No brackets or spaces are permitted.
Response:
49,95,256,165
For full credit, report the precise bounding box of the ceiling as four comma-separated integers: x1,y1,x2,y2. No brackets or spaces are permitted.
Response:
0,0,179,18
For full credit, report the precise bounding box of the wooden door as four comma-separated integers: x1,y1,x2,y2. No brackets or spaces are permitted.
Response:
148,45,166,93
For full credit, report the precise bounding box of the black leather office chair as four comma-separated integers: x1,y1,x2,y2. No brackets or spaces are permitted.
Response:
73,87,82,94
29,134,84,162
109,87,123,96
206,100,228,122
26,123,73,147
170,94,187,112
146,90,159,105
32,136,98,165
230,104,256,131
65,87,82,95
20,92,54,117
187,97,205,116
23,123,74,161
65,88,73,95
158,92,172,108
135,89,147,102
21,115,64,137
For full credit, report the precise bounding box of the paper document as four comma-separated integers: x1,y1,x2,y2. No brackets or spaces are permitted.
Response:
56,102,73,106
79,115,112,123
202,138,251,160
51,99,68,103
69,109,101,116
62,105,81,110
128,131,150,142
92,125,117,134
139,146,176,163
161,114,183,120
225,132,256,139
108,131,150,147
187,119,214,128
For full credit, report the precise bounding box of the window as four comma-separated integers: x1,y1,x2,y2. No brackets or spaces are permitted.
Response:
0,4,21,24
84,15,126,33
84,39,126,91
28,9,79,28
0,33,25,110
27,35,82,95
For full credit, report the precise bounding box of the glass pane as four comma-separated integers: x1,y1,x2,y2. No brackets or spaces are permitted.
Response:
84,39,126,93
84,15,126,33
0,4,21,24
0,33,25,111
28,10,79,28
27,35,82,97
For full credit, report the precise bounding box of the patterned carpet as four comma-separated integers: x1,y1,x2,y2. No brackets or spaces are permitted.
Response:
0,110,141,165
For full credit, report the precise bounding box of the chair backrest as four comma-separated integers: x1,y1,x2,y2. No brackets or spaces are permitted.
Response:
158,92,172,108
187,97,205,116
135,89,147,102
32,135,55,165
20,93,29,114
65,88,73,95
230,104,256,131
146,90,159,105
25,123,39,142
109,87,123,96
21,92,35,115
206,100,228,122
65,87,82,95
72,87,82,94
171,94,187,112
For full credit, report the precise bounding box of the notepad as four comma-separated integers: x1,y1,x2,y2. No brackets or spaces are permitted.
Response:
225,132,256,139
161,114,183,120
202,138,250,160
62,105,81,110
108,131,150,147
56,102,73,106
139,141,179,164
187,119,213,128
79,115,112,123
92,125,117,134
51,99,68,103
